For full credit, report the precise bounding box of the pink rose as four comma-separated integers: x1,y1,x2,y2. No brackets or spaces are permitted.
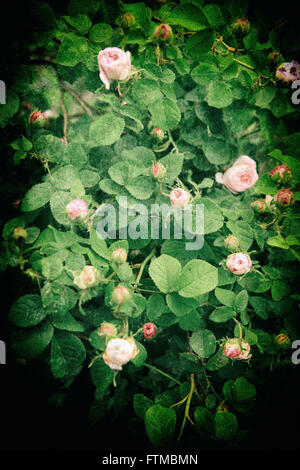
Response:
169,188,190,207
98,47,131,90
103,337,138,371
111,285,131,305
237,340,251,360
215,155,258,194
73,265,101,289
66,199,88,219
223,338,251,360
98,322,118,337
226,253,252,275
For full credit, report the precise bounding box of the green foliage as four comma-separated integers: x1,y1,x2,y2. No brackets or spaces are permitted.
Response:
2,0,299,450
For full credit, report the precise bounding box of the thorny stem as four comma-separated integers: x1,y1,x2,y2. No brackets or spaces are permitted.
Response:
143,363,182,385
133,247,156,290
177,374,196,441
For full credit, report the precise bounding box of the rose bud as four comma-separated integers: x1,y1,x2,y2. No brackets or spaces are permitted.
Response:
111,285,131,305
215,155,258,194
169,188,190,207
274,333,291,350
268,51,284,65
226,253,252,275
275,189,294,207
98,322,118,337
112,248,127,265
152,127,165,141
143,322,157,339
12,199,21,210
13,227,27,240
270,164,292,186
231,18,251,36
151,162,167,180
223,338,242,359
117,12,136,29
29,111,46,127
251,200,265,212
66,199,88,220
154,24,173,41
73,265,101,290
224,235,239,252
103,337,138,370
237,340,251,360
98,47,131,90
276,61,300,83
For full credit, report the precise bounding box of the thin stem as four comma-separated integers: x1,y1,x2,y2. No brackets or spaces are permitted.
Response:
177,374,195,441
233,317,243,339
143,363,181,385
168,131,179,154
60,80,95,118
133,247,156,289
60,89,69,145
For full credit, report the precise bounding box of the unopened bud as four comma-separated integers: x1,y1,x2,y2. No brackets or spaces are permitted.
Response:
151,162,167,180
112,248,127,265
98,322,118,337
251,200,265,212
270,165,292,186
143,322,157,339
117,12,136,29
224,235,239,252
152,127,165,141
29,111,46,127
231,18,251,36
275,189,294,207
274,333,291,350
13,227,27,240
154,24,173,41
111,285,131,305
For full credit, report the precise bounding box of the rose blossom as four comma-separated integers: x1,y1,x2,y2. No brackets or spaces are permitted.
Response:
143,322,157,339
98,47,131,90
73,265,101,289
223,338,251,360
215,155,258,194
169,188,190,206
224,235,239,252
237,340,251,360
112,248,127,265
111,285,131,305
270,164,292,185
276,61,300,83
226,253,252,275
98,322,118,337
66,199,88,220
103,337,138,371
275,188,294,207
152,162,167,180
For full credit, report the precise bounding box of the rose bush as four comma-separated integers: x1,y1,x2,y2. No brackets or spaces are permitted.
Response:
1,0,300,449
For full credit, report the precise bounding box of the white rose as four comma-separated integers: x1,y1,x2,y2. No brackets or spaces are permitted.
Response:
98,47,131,90
103,338,138,371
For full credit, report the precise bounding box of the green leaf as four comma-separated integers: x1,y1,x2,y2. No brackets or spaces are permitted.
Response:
89,23,112,42
131,341,147,367
194,406,214,436
209,306,235,323
132,79,162,108
207,82,233,108
178,260,218,298
57,36,87,67
202,4,224,28
149,254,181,294
125,176,155,200
249,296,269,320
9,295,48,327
214,287,236,307
41,282,78,316
99,179,121,195
235,377,256,401
185,30,215,59
89,113,125,146
226,220,253,251
202,137,234,165
50,191,73,226
11,322,54,359
267,235,289,250
149,97,181,131
133,394,153,419
166,293,198,316
22,183,54,212
214,412,238,440
234,290,249,312
146,294,168,321
145,405,176,447
190,329,217,358
168,4,208,31
271,280,290,301
64,14,92,34
51,165,80,190
191,64,219,86
254,174,278,195
90,357,114,397
50,331,86,378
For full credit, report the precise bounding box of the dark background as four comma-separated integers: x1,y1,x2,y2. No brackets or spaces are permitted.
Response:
0,0,299,454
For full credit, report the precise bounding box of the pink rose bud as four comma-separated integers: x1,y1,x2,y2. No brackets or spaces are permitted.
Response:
251,200,265,212
215,155,258,194
154,24,173,41
112,248,127,265
275,188,294,207
223,338,241,359
152,127,165,141
276,61,300,83
226,253,252,275
66,199,88,220
270,164,292,186
103,337,138,370
29,111,46,126
73,265,101,289
231,18,251,36
224,235,239,252
274,333,291,350
98,47,131,90
169,188,190,207
237,340,251,360
151,162,167,180
98,322,118,337
111,285,131,305
13,227,27,240
143,322,157,339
